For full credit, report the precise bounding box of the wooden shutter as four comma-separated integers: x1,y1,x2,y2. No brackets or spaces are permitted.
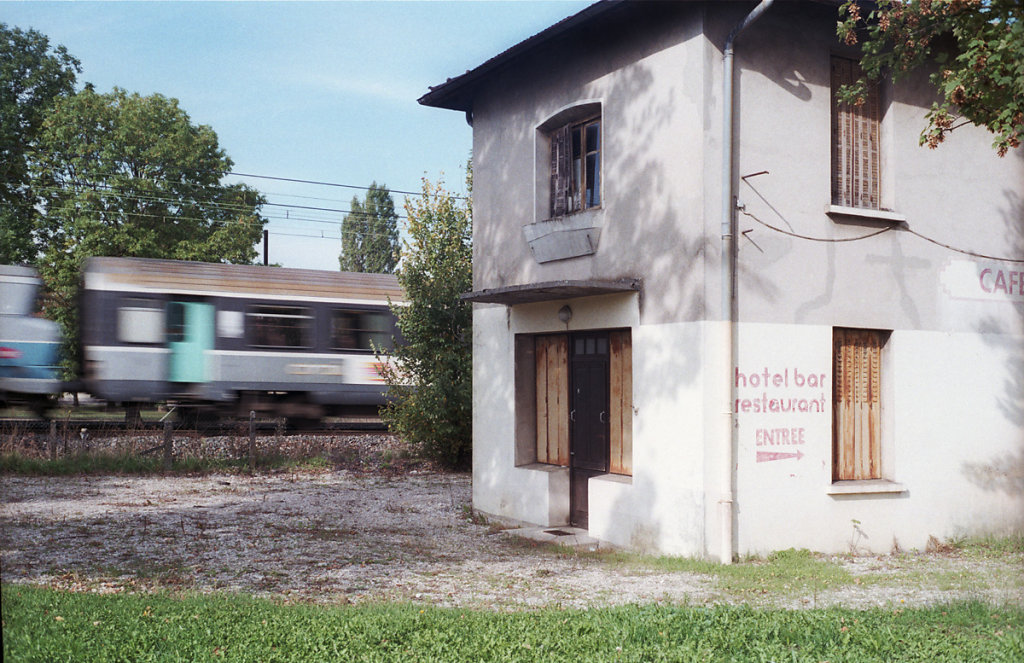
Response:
609,330,633,475
550,125,571,217
831,57,880,210
535,335,569,466
833,328,884,480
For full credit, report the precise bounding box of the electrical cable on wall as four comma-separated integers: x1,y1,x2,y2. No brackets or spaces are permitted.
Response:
739,175,1024,263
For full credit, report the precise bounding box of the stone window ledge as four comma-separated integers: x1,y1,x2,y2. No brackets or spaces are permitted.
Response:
826,205,906,224
828,479,907,496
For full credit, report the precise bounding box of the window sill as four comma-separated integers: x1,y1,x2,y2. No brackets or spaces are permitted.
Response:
826,205,906,224
545,205,603,221
828,479,907,496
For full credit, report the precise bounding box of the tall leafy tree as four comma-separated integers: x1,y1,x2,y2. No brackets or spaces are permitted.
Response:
378,172,472,469
0,23,80,264
29,86,266,373
339,182,399,273
838,0,1023,156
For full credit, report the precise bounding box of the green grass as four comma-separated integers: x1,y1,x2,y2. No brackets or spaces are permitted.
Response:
952,533,1024,558
3,584,1021,662
567,547,855,599
553,543,1023,603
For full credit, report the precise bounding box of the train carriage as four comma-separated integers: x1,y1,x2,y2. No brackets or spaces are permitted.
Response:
0,265,62,412
80,257,404,421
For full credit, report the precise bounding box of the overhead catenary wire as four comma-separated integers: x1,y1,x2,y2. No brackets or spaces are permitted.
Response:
228,171,469,200
24,163,465,201
30,181,411,221
29,182,411,239
32,199,402,245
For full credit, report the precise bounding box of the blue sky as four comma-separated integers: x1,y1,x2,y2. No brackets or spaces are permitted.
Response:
4,0,593,270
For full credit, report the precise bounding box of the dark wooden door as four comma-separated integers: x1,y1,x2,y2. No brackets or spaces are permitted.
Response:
569,333,610,528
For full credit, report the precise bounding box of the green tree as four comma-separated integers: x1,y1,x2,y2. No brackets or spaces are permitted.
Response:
378,173,472,469
339,182,399,273
29,86,266,373
0,23,80,264
838,0,1023,155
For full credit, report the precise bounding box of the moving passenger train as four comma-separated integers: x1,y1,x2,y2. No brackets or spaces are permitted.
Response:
0,265,63,413
1,257,404,423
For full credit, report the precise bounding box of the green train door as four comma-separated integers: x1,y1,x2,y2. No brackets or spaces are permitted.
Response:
167,302,214,383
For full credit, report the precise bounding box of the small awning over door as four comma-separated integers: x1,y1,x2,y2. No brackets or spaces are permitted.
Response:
461,278,641,306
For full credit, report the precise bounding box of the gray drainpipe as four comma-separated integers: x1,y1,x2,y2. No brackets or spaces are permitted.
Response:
720,0,774,565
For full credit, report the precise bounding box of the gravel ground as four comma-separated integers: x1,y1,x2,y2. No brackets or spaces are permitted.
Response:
2,436,1022,611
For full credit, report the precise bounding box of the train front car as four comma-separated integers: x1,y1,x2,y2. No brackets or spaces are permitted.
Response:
0,265,63,413
80,257,404,424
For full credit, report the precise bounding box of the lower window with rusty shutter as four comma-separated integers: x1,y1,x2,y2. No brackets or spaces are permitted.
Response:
833,328,889,481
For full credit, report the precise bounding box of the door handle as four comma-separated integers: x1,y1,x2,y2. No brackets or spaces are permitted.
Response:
569,409,575,422
599,411,607,423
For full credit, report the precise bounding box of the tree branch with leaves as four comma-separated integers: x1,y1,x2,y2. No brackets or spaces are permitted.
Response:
29,86,266,376
838,0,1023,155
377,172,472,469
1,23,80,264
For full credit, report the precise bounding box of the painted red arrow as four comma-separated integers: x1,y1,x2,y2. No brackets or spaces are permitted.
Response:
756,449,804,463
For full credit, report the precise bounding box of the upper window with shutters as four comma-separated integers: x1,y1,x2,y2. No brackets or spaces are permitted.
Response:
830,56,882,212
527,103,604,262
550,117,601,216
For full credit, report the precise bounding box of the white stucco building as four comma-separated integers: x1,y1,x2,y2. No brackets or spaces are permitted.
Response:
419,0,1024,560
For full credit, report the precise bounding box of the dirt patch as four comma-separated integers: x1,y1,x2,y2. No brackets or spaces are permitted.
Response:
2,442,1022,610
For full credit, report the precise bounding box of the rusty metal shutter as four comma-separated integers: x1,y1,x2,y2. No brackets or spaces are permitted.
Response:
535,334,570,466
609,330,633,475
550,124,571,217
831,57,881,210
833,328,884,480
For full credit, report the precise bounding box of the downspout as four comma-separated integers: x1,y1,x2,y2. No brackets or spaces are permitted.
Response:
720,0,774,565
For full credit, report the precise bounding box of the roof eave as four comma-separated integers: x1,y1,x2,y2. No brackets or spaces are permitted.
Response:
417,0,627,112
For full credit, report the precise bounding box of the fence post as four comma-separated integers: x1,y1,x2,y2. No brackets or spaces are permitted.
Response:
49,420,57,461
249,410,256,473
163,419,173,470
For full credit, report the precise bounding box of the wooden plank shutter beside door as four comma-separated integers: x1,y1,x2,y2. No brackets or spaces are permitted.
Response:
535,335,569,466
833,329,883,481
609,331,633,475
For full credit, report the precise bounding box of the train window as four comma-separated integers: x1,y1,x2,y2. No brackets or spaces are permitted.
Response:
217,310,244,339
166,302,186,343
118,299,165,344
330,309,390,351
247,305,312,348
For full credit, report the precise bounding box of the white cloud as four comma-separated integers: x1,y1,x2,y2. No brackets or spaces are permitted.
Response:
283,70,423,106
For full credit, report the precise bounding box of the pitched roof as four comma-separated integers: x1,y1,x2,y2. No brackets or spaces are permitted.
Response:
417,0,846,113
417,0,628,112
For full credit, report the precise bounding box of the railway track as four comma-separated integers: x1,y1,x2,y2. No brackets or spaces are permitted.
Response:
0,417,388,437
